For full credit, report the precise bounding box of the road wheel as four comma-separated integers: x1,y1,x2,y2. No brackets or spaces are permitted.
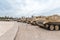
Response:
55,25,59,30
50,25,54,31
45,24,49,28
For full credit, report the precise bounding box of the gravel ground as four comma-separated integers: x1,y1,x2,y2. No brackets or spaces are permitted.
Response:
15,22,60,40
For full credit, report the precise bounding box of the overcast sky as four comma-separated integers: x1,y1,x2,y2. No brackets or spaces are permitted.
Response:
0,0,60,17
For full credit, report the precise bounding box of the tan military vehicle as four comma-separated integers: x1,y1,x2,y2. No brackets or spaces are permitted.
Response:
25,18,32,24
17,17,27,22
30,16,46,25
17,18,22,22
36,15,60,31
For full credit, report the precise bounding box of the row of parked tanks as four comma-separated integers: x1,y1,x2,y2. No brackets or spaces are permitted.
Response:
17,15,60,31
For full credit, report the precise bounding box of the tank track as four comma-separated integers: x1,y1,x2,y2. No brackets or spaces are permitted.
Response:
44,22,60,31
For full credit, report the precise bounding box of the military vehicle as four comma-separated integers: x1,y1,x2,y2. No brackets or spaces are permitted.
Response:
17,17,27,22
30,16,46,25
25,18,32,24
36,15,60,31
17,18,22,22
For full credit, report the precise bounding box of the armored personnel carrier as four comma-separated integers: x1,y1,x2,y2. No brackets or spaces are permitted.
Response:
36,15,60,31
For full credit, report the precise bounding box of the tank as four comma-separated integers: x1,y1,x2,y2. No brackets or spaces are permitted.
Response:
24,16,39,24
18,17,27,23
30,17,38,25
36,15,60,31
24,18,32,24
31,16,45,25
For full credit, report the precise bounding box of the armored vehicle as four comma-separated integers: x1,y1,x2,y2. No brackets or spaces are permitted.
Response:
24,18,32,24
36,15,60,31
30,16,46,25
17,17,27,22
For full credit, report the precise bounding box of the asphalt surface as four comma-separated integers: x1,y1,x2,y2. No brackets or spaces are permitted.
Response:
15,22,60,40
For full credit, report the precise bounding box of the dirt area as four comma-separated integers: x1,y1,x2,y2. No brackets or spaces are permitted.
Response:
15,22,60,40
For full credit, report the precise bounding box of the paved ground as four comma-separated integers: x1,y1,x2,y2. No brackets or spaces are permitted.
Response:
15,22,60,40
0,21,18,40
0,21,16,36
